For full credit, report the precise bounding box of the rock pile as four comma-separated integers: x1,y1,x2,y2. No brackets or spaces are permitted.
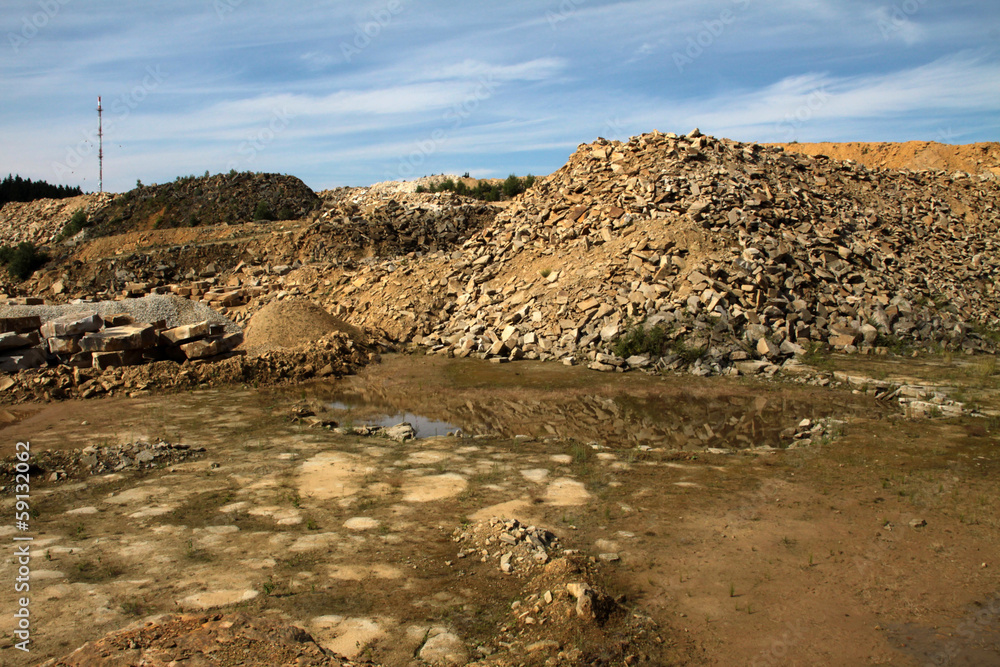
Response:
453,518,563,575
331,130,1000,374
318,187,500,256
0,439,203,489
86,172,320,238
0,331,373,405
0,311,243,374
0,192,115,246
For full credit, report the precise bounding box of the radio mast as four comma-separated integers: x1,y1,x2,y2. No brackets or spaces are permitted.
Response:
97,96,103,193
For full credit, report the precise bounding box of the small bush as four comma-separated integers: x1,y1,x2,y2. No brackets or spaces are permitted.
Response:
612,323,672,358
58,208,88,240
253,201,275,221
0,242,48,280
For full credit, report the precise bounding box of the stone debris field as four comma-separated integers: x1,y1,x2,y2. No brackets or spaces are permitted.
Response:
0,134,998,666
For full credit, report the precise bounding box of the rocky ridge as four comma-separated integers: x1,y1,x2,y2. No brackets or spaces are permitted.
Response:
324,130,1000,375
0,193,115,246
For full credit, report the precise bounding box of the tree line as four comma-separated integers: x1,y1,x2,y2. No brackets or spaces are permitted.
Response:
0,174,83,207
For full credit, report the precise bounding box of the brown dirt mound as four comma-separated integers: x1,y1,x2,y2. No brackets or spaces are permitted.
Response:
243,298,367,354
774,141,1000,178
51,612,376,666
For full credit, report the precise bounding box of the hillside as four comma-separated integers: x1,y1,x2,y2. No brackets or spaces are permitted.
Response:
84,171,320,237
0,193,115,246
775,140,1000,178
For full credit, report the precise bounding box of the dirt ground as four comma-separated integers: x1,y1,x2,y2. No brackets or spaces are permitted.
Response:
0,354,998,666
774,140,1000,178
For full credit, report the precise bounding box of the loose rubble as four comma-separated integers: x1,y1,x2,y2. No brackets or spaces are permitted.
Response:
451,518,666,666
0,331,373,405
454,518,564,574
44,613,377,667
330,130,1000,376
0,439,203,489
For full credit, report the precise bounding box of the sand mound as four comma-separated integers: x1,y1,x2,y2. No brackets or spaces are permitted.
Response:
774,141,1000,178
244,298,366,353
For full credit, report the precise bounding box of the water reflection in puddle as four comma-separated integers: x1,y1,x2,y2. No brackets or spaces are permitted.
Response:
312,358,880,451
329,400,461,438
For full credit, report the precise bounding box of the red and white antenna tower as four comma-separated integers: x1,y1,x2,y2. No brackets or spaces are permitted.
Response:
97,96,103,193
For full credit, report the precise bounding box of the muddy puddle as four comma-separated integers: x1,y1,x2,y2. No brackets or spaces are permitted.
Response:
313,355,880,450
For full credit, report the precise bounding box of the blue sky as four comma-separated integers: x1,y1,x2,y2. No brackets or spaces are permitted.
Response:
2,0,998,193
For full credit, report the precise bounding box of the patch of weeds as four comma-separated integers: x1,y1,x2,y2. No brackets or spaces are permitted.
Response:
185,539,212,562
69,555,124,583
539,268,552,279
570,443,592,464
611,322,672,359
874,333,912,355
306,519,319,531
118,599,145,617
472,462,504,485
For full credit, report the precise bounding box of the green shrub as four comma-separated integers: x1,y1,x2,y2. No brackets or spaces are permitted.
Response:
58,209,88,240
611,323,672,358
0,242,48,280
415,175,535,202
253,201,275,221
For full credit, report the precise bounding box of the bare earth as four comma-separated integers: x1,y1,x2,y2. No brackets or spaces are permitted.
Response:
775,141,1000,178
0,354,997,666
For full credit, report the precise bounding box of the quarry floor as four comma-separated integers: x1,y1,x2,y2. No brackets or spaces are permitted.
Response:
0,353,998,666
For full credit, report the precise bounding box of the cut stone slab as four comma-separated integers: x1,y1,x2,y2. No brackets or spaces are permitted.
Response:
0,347,47,373
160,320,211,345
104,313,135,327
0,315,41,334
180,337,224,360
40,313,103,338
48,336,82,355
79,325,155,352
0,331,39,352
92,349,144,370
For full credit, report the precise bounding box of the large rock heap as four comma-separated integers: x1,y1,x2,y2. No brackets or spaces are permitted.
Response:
330,130,1000,374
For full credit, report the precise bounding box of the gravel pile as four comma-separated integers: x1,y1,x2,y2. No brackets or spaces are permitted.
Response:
0,295,240,334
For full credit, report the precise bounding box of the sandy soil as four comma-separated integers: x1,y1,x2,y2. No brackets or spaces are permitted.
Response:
0,354,997,665
775,141,1000,178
